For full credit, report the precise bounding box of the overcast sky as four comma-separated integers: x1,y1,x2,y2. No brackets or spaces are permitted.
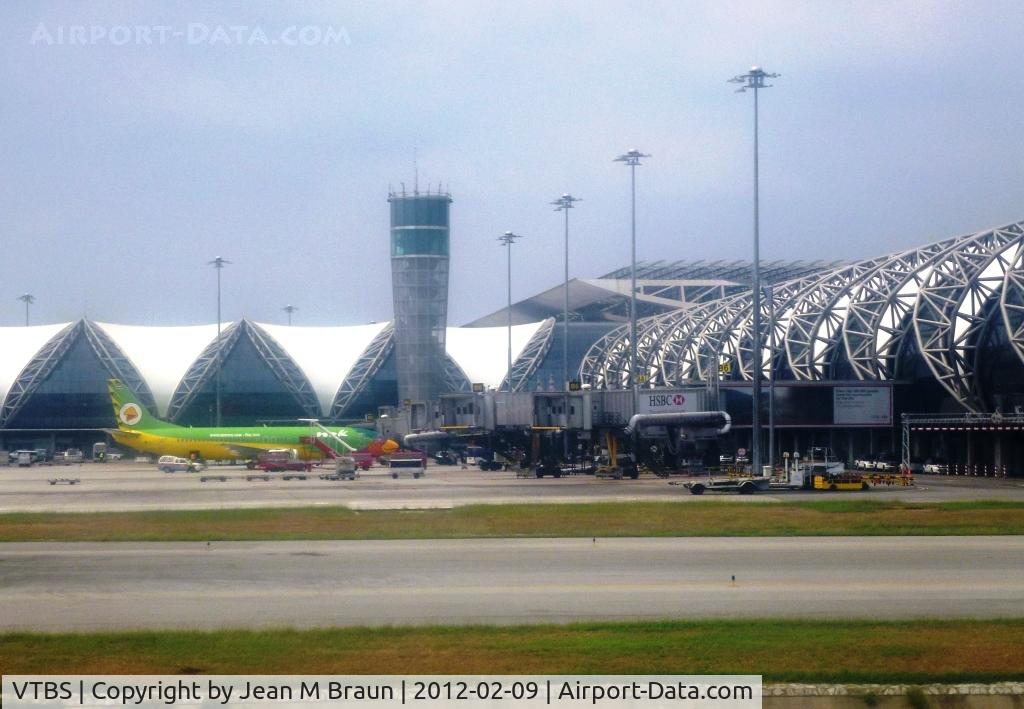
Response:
3,1,1024,327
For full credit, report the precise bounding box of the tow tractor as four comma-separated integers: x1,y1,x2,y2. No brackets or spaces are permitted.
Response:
681,448,839,495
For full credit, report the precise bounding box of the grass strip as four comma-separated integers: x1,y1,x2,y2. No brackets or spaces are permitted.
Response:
1,500,1023,542
2,619,1023,682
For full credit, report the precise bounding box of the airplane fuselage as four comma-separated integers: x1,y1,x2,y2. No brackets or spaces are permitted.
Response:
111,425,375,460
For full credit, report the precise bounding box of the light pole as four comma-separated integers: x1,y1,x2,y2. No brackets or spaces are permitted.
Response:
552,193,581,461
17,293,35,326
283,304,297,326
207,256,231,427
551,193,581,391
729,65,779,477
498,231,525,391
614,149,650,414
766,283,776,470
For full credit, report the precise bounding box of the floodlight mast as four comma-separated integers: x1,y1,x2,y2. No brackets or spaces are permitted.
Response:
728,65,779,477
498,231,525,391
614,149,650,416
551,194,581,393
283,304,298,326
17,293,35,327
552,193,581,460
766,283,776,468
207,256,231,427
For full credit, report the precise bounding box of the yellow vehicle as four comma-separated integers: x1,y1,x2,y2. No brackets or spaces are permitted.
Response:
813,473,870,491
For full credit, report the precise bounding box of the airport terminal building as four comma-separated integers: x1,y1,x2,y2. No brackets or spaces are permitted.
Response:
3,214,1024,473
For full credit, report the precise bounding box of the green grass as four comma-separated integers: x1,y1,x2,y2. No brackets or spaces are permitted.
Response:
2,620,1023,682
1,500,1023,541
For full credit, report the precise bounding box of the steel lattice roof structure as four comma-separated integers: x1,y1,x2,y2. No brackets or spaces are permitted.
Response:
466,259,842,327
580,219,1024,413
0,318,555,427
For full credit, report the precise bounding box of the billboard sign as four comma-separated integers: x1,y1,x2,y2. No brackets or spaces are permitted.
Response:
833,387,892,426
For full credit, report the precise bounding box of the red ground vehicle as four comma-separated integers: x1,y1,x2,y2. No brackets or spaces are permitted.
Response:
351,452,373,470
256,449,312,472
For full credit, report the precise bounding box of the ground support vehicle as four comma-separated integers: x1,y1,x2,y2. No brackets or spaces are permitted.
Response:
533,461,562,478
533,458,595,477
814,472,870,491
433,450,459,465
244,473,271,481
158,456,203,473
862,472,915,487
351,452,373,470
388,453,426,479
59,449,84,464
465,445,503,471
592,431,638,479
683,476,771,495
200,474,228,482
47,477,80,485
594,459,636,479
320,456,359,481
255,449,312,473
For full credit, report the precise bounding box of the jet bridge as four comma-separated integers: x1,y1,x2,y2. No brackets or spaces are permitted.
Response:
424,388,729,473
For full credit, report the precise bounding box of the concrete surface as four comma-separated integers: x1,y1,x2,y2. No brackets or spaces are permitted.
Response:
1,462,1022,513
1,536,1021,630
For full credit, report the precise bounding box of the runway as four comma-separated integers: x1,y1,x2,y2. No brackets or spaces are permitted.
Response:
1,536,1021,630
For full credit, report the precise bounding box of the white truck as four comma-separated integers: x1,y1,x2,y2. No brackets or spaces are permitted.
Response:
388,453,426,479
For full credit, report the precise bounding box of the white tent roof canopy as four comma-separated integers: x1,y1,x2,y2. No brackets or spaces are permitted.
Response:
253,321,389,415
445,321,546,390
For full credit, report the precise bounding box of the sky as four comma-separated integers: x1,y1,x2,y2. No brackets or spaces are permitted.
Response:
2,1,1024,327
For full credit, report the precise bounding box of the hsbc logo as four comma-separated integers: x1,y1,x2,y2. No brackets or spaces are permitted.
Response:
647,393,686,408
639,390,698,414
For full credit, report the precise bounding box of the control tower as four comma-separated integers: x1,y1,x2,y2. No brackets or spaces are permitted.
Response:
388,188,452,425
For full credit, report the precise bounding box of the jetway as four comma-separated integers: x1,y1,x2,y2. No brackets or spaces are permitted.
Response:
436,388,720,434
395,388,732,476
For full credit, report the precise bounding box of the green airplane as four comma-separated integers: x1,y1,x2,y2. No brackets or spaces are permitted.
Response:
106,379,391,460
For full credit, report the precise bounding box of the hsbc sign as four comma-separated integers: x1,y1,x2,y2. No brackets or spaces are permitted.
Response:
640,390,699,413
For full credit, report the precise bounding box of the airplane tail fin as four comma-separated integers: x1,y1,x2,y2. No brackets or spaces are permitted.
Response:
108,379,169,431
